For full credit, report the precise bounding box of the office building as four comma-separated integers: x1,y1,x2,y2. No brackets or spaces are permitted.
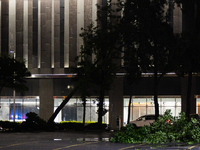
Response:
0,0,199,129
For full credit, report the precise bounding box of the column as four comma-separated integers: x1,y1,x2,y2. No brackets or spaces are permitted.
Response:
109,76,124,130
39,78,54,121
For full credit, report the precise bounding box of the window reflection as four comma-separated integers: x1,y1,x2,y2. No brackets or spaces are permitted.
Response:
196,98,200,116
54,98,109,124
124,97,181,125
0,96,40,121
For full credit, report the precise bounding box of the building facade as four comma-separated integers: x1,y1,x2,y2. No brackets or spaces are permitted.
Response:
0,0,200,129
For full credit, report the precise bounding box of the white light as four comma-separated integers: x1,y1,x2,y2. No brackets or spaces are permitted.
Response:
54,139,62,141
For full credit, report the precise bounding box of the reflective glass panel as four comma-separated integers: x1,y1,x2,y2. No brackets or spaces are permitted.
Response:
124,97,181,125
0,97,39,121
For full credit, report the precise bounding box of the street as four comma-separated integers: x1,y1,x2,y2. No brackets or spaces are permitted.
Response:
0,131,200,150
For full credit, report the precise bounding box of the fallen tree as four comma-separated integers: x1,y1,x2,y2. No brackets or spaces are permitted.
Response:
47,85,79,124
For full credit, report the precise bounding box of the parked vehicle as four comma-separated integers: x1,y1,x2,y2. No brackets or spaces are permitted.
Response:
129,115,162,127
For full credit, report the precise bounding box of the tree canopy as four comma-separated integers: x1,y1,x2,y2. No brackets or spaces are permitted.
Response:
0,55,31,94
173,0,200,117
76,2,121,126
119,0,177,120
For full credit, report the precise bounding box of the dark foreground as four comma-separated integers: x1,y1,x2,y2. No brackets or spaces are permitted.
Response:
0,131,200,150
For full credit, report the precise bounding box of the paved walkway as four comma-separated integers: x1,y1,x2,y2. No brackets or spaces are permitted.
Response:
0,131,200,150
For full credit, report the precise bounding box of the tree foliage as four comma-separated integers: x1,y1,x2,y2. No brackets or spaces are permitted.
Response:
119,0,176,120
173,0,200,117
76,2,121,127
111,110,200,144
0,55,31,94
48,1,121,126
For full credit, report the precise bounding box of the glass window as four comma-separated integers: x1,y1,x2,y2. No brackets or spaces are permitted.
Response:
161,98,176,107
0,96,40,121
54,98,62,107
123,98,129,107
132,98,146,106
124,96,181,126
196,98,200,115
54,97,109,124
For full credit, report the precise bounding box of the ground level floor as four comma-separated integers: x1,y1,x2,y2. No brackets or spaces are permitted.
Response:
0,95,200,128
0,75,199,129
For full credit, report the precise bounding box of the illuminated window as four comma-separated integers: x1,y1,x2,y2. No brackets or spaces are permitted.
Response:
0,96,40,121
124,96,181,125
54,97,109,124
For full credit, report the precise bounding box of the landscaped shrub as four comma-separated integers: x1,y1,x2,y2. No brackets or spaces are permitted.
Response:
24,112,47,130
85,122,108,130
110,110,200,144
58,121,108,130
0,121,20,131
60,120,96,124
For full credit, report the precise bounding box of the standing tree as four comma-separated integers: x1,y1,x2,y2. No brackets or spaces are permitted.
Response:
123,48,142,124
0,55,31,94
78,2,121,127
48,2,121,127
119,0,177,120
174,0,200,117
119,0,142,123
70,50,96,129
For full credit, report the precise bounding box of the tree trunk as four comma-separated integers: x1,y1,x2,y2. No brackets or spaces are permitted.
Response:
127,85,133,124
154,68,159,120
98,88,104,127
82,97,86,130
98,72,106,127
186,71,192,118
47,85,79,124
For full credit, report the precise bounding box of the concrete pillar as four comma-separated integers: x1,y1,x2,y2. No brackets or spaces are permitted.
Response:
109,76,123,130
39,78,54,121
40,0,52,68
69,0,77,67
28,0,33,69
16,0,23,59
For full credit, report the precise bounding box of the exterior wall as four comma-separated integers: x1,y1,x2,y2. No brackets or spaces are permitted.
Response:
16,0,23,59
28,0,33,69
123,77,181,96
1,75,200,124
1,0,9,55
0,0,96,74
40,0,52,69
